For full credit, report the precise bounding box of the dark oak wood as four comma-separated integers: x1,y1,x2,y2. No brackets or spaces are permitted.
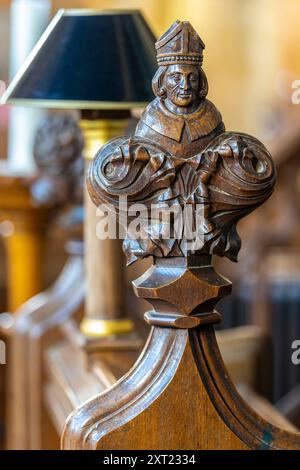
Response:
63,327,247,450
6,241,84,449
190,327,300,449
63,20,300,450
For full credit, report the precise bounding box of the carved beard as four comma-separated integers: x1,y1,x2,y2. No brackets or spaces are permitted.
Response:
166,84,198,107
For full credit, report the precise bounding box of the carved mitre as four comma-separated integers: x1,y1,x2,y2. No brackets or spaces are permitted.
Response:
87,21,276,265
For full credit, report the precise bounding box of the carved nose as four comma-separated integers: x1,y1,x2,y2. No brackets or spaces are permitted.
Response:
180,77,189,91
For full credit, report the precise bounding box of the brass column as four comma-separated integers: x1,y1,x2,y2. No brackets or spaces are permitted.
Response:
79,112,134,342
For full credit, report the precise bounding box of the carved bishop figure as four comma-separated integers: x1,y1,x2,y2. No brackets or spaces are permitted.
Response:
135,20,224,156
88,20,275,266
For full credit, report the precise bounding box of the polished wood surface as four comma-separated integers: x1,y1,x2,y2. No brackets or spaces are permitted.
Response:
44,319,139,437
64,325,295,449
191,326,300,449
63,328,247,450
6,241,84,449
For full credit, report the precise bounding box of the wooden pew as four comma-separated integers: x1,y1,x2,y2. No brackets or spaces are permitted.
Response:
2,114,85,449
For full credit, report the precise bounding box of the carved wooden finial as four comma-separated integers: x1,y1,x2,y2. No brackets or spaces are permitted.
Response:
62,22,299,451
88,20,275,267
86,17,276,343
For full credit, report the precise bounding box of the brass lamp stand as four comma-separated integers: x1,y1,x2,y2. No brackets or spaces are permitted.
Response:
79,111,138,352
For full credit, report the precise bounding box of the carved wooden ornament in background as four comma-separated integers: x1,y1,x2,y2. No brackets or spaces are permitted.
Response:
88,20,275,265
64,21,300,450
32,114,84,208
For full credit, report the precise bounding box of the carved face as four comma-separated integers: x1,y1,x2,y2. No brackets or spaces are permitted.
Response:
164,64,200,107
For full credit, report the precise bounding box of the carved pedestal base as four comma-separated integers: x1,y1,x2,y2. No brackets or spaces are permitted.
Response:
62,257,300,450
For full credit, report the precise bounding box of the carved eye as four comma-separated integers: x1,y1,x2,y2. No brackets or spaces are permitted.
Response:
171,74,181,83
190,74,198,82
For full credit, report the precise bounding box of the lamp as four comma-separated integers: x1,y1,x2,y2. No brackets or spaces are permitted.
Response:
2,9,157,339
2,9,156,157
2,9,156,108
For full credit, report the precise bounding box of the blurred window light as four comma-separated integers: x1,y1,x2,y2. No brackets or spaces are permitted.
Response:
0,313,14,330
0,220,14,237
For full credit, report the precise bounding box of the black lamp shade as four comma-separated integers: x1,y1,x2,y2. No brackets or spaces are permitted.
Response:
2,10,157,109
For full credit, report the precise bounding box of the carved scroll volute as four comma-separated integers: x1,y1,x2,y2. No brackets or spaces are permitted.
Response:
73,21,299,452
